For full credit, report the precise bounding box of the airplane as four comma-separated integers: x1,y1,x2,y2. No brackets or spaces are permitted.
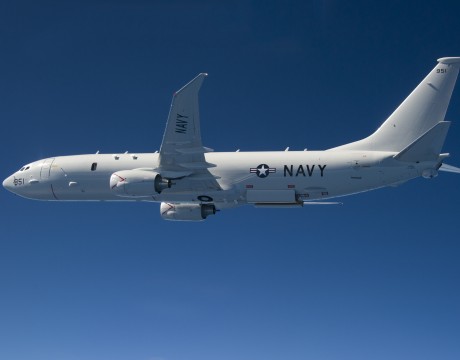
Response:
3,57,460,221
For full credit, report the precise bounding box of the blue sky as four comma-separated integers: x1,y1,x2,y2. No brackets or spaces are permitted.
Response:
1,1,460,359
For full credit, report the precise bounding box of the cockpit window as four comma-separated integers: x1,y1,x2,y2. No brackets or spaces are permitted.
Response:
91,162,97,171
19,167,25,171
25,166,30,171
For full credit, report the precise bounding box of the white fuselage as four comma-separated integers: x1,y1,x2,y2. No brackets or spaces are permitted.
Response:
3,150,427,208
4,58,460,219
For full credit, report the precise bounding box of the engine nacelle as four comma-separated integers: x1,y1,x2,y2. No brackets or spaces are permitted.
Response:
160,202,216,221
110,169,171,197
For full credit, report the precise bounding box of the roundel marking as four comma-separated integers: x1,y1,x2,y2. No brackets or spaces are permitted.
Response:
250,164,276,178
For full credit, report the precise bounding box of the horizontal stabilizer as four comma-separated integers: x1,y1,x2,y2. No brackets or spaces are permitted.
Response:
394,121,450,162
439,163,460,174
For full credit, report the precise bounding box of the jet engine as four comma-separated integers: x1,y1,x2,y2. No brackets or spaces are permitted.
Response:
160,202,216,221
110,169,171,197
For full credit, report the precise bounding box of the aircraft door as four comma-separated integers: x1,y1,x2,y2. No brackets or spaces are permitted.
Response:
40,158,55,179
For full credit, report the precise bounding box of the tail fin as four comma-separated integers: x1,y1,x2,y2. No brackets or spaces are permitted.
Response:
332,57,460,152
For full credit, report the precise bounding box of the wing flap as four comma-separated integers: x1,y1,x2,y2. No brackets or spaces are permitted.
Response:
175,146,214,154
178,162,216,169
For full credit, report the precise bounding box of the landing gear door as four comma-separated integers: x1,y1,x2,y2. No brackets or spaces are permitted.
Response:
40,158,55,179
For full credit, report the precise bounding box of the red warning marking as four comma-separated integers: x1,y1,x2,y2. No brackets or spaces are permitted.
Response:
161,203,175,216
111,174,126,189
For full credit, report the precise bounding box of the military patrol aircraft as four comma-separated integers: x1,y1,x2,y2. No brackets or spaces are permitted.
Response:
3,57,460,221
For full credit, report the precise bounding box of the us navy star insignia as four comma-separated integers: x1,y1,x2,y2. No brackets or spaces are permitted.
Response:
250,164,276,178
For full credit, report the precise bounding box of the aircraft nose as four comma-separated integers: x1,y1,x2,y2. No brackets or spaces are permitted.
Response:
3,175,13,192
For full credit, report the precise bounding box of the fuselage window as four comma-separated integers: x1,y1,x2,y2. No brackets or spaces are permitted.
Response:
91,162,97,171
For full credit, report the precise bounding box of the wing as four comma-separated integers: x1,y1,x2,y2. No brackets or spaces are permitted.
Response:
155,74,221,192
156,73,215,179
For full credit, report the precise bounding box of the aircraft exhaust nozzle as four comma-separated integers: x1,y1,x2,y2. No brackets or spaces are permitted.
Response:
422,168,438,179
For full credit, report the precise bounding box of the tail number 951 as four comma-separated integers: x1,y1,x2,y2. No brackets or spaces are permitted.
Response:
13,177,25,186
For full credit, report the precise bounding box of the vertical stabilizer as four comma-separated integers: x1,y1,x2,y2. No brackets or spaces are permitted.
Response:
332,57,460,152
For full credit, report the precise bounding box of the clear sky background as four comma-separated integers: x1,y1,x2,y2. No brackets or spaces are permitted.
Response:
1,1,460,360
